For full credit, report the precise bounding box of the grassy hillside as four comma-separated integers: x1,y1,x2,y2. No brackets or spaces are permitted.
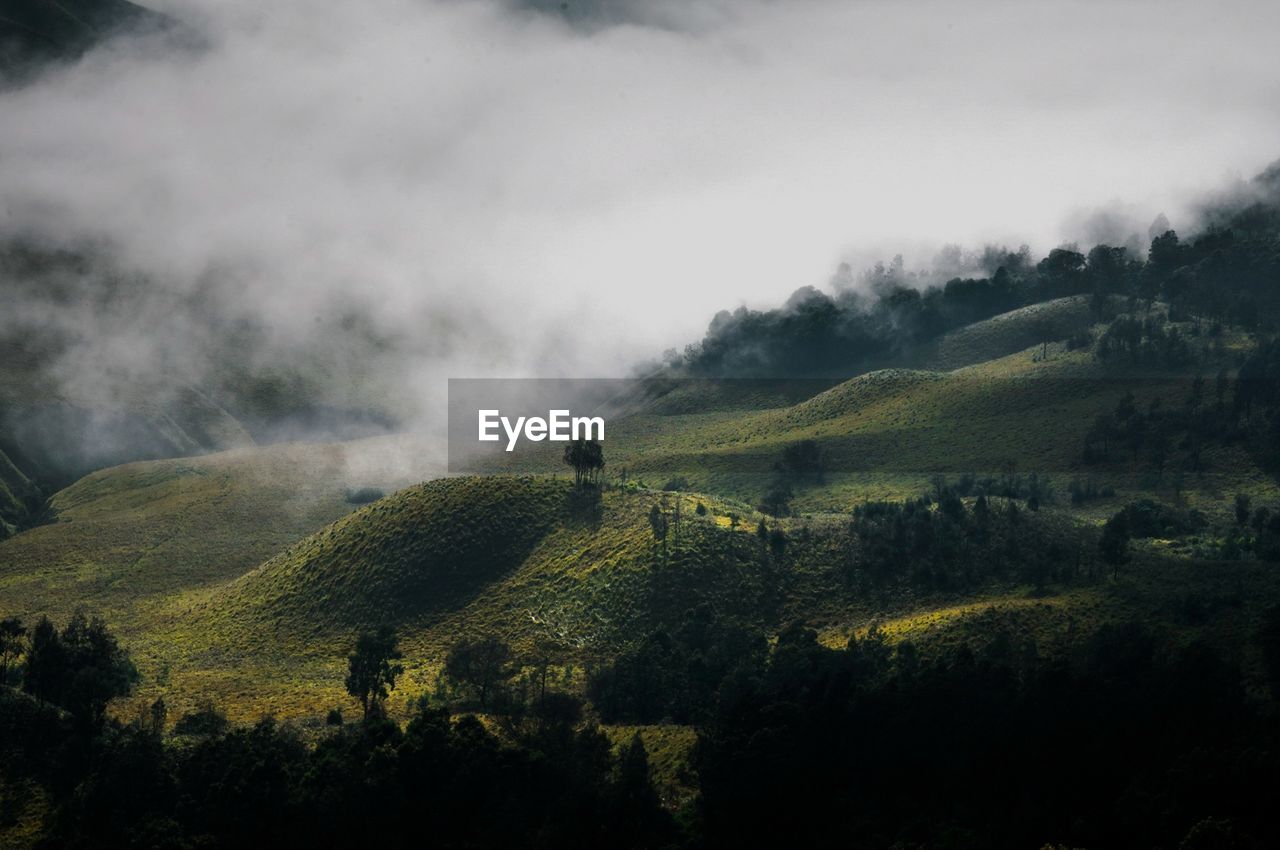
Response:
3,300,1276,727
167,480,769,661
541,307,1268,518
104,470,1279,724
922,294,1098,370
73,476,842,718
0,435,436,630
192,477,572,649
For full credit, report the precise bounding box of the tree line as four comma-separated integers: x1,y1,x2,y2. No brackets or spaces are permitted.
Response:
669,163,1280,380
1083,336,1280,477
0,615,671,849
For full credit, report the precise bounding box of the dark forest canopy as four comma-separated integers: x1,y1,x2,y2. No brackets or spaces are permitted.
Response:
667,161,1280,378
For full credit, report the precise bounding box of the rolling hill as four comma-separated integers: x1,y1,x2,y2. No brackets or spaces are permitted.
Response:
2,298,1277,727
922,294,1099,370
0,434,439,628
487,302,1268,518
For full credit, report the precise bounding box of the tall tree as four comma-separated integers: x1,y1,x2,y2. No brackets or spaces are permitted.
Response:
1099,512,1131,579
61,612,138,729
563,439,605,486
444,635,514,710
648,504,668,555
345,625,404,720
0,617,24,686
23,613,136,728
22,616,65,704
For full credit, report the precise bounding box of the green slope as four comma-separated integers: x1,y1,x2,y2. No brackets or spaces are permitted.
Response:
0,435,436,629
556,306,1271,515
195,477,571,646
922,294,1099,370
2,301,1276,725
142,470,1280,722
177,479,768,655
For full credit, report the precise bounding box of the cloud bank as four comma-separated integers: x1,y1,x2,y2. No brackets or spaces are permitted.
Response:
2,0,1279,432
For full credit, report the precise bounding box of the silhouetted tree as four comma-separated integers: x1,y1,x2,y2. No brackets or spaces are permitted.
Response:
777,440,826,484
1099,512,1131,578
759,483,793,517
22,612,136,728
769,527,788,560
1236,494,1253,526
22,616,66,704
60,612,137,729
0,616,24,685
174,700,230,737
648,504,668,554
563,439,606,486
345,625,403,720
444,635,514,710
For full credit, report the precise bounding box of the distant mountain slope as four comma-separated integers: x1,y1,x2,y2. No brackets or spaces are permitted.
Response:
140,469,1280,724
487,302,1266,514
0,435,437,627
0,387,257,486
0,446,39,537
0,0,164,82
923,295,1098,371
0,241,406,497
1,296,1275,724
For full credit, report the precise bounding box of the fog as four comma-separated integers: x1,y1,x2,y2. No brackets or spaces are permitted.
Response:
2,0,1279,431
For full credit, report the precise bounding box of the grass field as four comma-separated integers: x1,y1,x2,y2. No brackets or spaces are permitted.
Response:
0,434,438,630
488,305,1271,522
2,300,1277,732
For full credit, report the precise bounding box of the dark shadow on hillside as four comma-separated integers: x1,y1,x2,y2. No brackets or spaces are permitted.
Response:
564,485,603,529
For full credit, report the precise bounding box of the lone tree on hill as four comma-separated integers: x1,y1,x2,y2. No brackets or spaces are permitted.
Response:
345,625,403,720
1099,512,1132,579
563,439,606,486
648,504,669,554
444,635,514,710
0,617,25,685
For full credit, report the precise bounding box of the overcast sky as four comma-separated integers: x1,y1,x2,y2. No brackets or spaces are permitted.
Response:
3,0,1279,393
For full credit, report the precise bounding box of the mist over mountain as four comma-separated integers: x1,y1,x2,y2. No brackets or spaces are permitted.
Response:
667,165,1280,378
0,0,167,82
3,0,1280,486
7,4,1280,846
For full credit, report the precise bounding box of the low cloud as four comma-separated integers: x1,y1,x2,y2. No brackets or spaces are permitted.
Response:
2,0,1278,439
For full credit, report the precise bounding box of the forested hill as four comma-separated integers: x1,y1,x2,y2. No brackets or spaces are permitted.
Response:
669,161,1280,379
